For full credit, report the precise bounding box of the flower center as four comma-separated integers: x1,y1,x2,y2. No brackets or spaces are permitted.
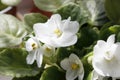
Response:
104,51,114,61
71,63,79,70
45,47,51,52
54,28,62,37
32,43,37,50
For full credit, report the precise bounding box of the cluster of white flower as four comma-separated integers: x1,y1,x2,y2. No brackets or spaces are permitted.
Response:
25,14,84,80
25,13,120,80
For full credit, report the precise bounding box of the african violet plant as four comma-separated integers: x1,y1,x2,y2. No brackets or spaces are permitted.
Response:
0,0,120,80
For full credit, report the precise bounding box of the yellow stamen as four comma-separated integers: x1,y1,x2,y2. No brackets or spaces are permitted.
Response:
54,28,62,37
104,51,114,61
45,47,51,52
71,63,79,70
32,43,37,50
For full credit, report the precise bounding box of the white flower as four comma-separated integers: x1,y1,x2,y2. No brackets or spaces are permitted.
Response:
42,44,55,57
92,70,105,80
60,54,84,80
93,34,120,78
33,14,79,47
25,37,43,68
92,71,117,80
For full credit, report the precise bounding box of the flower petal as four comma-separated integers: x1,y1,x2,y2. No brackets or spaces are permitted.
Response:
60,58,70,70
34,23,54,37
93,52,120,77
34,14,62,39
25,38,36,51
69,54,80,64
47,14,61,28
107,34,115,46
78,72,84,80
92,70,105,80
36,49,43,67
51,33,77,47
26,50,36,64
62,19,79,34
114,43,120,61
97,40,106,47
66,69,78,80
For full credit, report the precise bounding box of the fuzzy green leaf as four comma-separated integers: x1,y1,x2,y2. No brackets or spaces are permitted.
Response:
0,48,40,77
24,13,48,30
40,66,65,80
105,0,120,24
100,25,120,40
34,0,75,12
75,26,98,50
79,0,109,26
56,3,88,26
0,1,7,10
0,14,27,48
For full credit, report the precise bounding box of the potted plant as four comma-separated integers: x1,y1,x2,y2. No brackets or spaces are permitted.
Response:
0,0,120,80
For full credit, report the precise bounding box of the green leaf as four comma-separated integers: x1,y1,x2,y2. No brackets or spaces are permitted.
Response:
100,25,120,40
75,26,98,50
40,66,65,80
86,71,93,80
0,48,41,77
56,3,88,26
24,13,48,30
34,0,75,12
105,0,120,24
0,14,27,48
0,1,7,10
81,52,93,79
56,48,72,64
79,0,109,26
12,72,41,80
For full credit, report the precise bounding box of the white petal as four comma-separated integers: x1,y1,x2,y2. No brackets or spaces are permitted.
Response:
93,53,120,77
114,44,120,61
66,69,78,80
34,23,58,46
26,50,36,64
107,34,115,45
60,58,70,70
78,72,84,80
36,49,43,67
93,45,105,61
25,38,35,51
47,14,61,28
62,19,79,34
69,54,80,64
25,37,40,51
96,40,106,48
51,33,77,47
93,41,107,62
92,70,105,80
49,14,61,22
34,23,54,38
